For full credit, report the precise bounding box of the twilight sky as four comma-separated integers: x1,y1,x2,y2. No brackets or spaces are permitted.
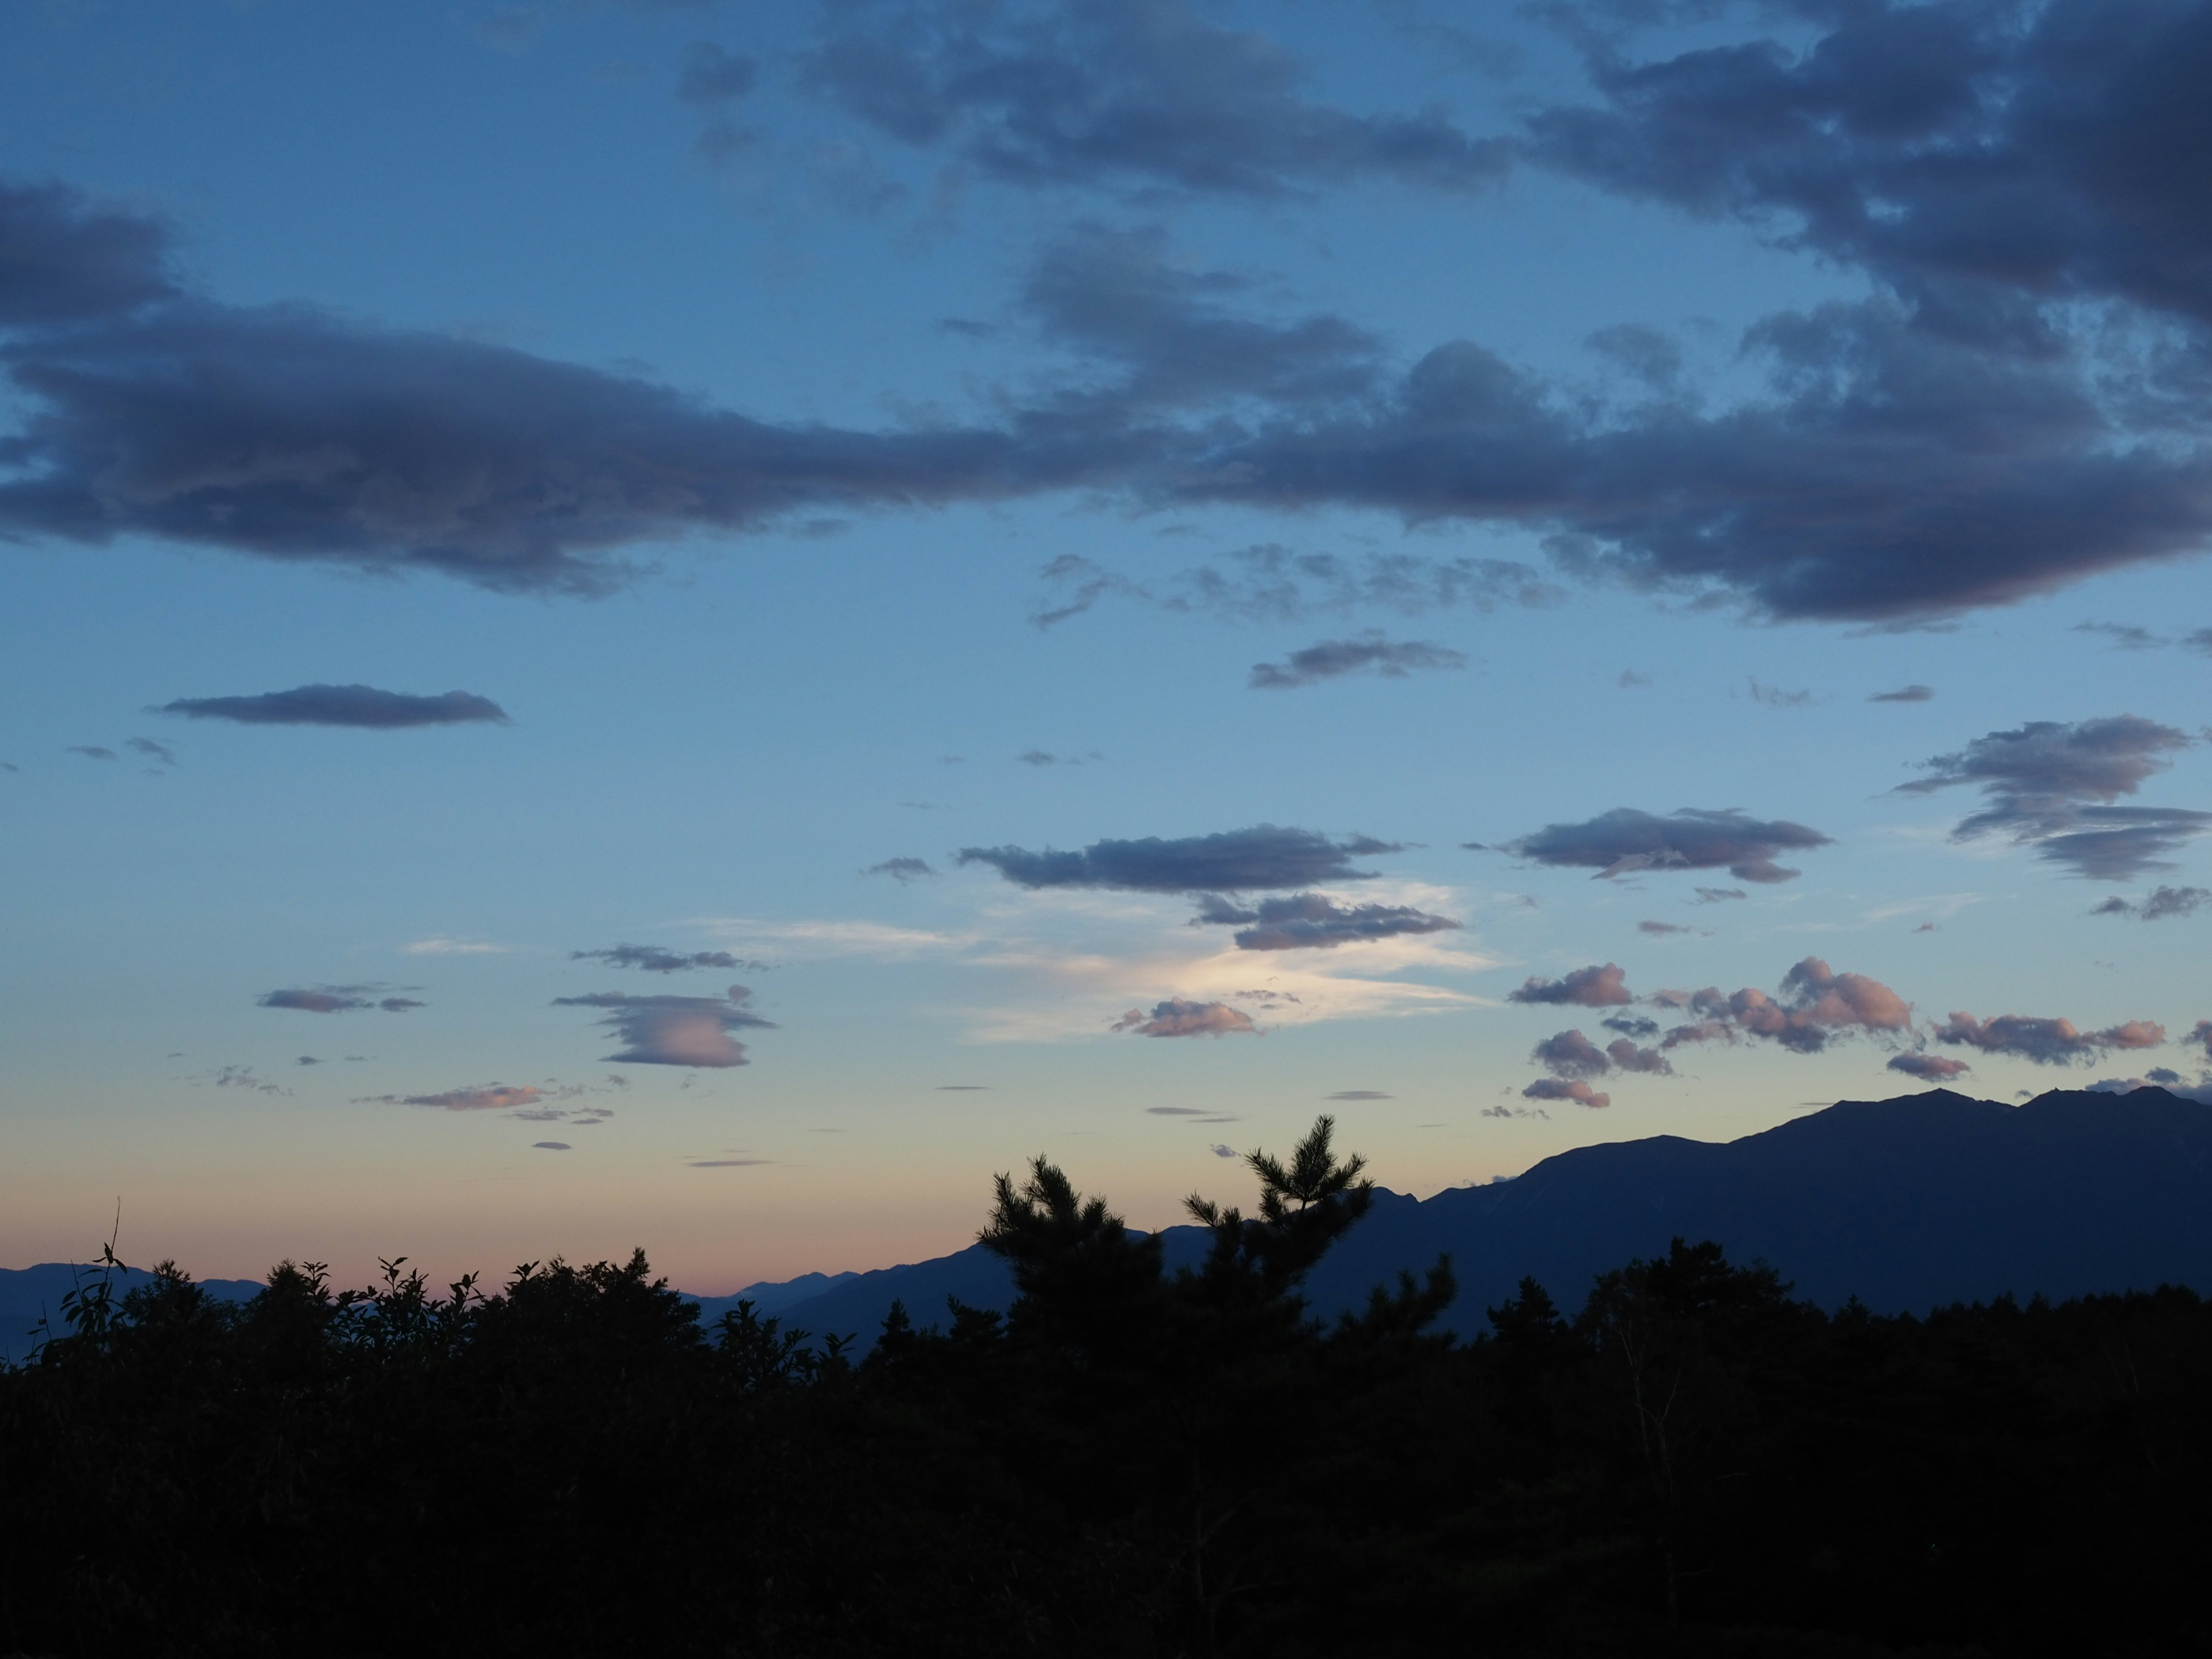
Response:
5,0,2211,1292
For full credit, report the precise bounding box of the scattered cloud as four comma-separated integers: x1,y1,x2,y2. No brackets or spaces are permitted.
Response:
1033,546,1561,630
126,736,177,766
1531,1028,1610,1079
1694,887,1748,904
67,745,116,761
1658,958,1912,1056
403,937,510,956
863,857,937,883
1018,748,1103,766
401,1085,550,1112
2192,1020,2212,1062
552,984,772,1067
533,1141,571,1151
1618,669,1652,688
570,944,761,974
1638,920,1696,936
1248,632,1466,690
1897,716,2207,881
936,1084,990,1091
1870,685,1935,704
688,1158,771,1168
1888,1052,1971,1081
1111,998,1257,1037
1507,962,1631,1007
1502,807,1831,884
1481,1103,1550,1120
2074,623,2162,652
1208,1143,1240,1157
1325,1089,1392,1100
1934,1011,2165,1066
959,825,1401,894
1747,677,1813,709
1522,1078,1608,1108
157,685,509,728
1602,1014,1658,1039
1192,891,1460,950
2090,885,2210,922
258,985,423,1014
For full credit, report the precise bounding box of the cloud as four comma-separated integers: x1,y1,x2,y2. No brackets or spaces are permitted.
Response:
1110,998,1257,1037
1507,962,1631,1007
958,824,1402,893
2192,1020,2212,1062
1608,1037,1672,1074
2090,885,2210,922
797,0,1510,199
400,1085,550,1112
126,736,177,765
1521,1078,1608,1108
67,745,115,760
533,1142,571,1151
1747,677,1813,709
1325,1089,1392,1100
1208,1143,1240,1157
2086,1075,2212,1106
1248,632,1467,690
688,1158,772,1168
1602,1014,1658,1039
676,40,757,106
0,180,177,326
1531,1028,1611,1080
1935,1011,2165,1066
1659,957,1912,1056
1694,887,1747,904
1870,684,1935,704
863,857,937,883
552,984,772,1067
1192,891,1461,950
1897,716,2208,880
1638,920,1694,936
258,984,422,1014
2075,623,2163,651
1888,1052,1971,1081
1502,807,1831,884
569,944,760,974
158,684,509,728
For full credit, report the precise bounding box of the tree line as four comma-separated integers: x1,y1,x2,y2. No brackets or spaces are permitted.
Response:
4,1117,2208,1657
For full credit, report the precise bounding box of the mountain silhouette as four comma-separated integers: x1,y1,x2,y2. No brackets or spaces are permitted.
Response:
760,1086,2212,1347
0,1263,263,1365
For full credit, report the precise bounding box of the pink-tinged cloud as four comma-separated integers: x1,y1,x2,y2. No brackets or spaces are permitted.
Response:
1111,998,1258,1037
552,984,771,1067
1521,1077,1609,1108
1507,962,1632,1007
1934,1011,2165,1066
402,1084,549,1112
1888,1052,1971,1081
1606,1037,1673,1074
1658,958,1910,1055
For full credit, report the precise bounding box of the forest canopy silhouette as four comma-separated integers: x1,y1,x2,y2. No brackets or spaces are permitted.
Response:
5,1116,2209,1657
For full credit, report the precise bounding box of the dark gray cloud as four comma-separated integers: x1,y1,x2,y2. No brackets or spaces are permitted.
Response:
1934,1010,2164,1066
66,745,116,760
126,736,176,765
2092,885,2211,921
158,684,510,728
534,1142,572,1151
1508,962,1633,1007
1657,957,1912,1055
1897,715,2207,880
1608,1037,1672,1074
1694,886,1748,904
2193,1019,2212,1060
1747,677,1813,709
1601,1013,1659,1039
863,857,937,882
1017,748,1102,767
1870,684,1935,704
552,984,772,1067
1110,998,1257,1037
1208,1142,1239,1157
2185,630,2212,657
798,0,1510,199
1889,1051,1972,1081
1531,1028,1611,1080
958,824,1401,893
1324,1089,1392,1100
569,944,760,974
1525,1,2212,333
1502,806,1831,883
1637,920,1694,936
2075,622,2163,651
1193,891,1461,950
0,180,177,327
1248,632,1467,690
259,984,423,1014
1521,1077,1608,1108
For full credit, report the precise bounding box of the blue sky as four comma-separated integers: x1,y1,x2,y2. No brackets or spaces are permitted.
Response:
4,0,2210,1291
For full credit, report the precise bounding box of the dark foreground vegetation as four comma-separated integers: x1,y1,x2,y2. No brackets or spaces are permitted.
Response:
6,1119,2211,1658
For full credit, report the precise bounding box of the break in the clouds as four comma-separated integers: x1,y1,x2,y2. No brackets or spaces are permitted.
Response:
1934,1011,2164,1067
1870,685,1936,704
958,825,1400,893
1191,892,1460,951
158,684,509,728
2091,886,2211,922
1507,963,1632,1008
1657,958,1912,1056
1502,808,1831,884
569,945,760,974
1896,716,2208,881
1889,1052,1972,1081
1111,998,1257,1038
1247,633,1466,691
1521,1077,1608,1109
258,986,422,1014
797,0,1509,199
863,857,937,883
552,984,772,1067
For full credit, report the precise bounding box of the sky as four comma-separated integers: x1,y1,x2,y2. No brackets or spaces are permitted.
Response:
4,0,2211,1294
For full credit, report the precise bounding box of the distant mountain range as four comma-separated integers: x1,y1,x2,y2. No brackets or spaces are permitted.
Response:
10,1088,2210,1363
745,1086,2212,1349
0,1263,263,1366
